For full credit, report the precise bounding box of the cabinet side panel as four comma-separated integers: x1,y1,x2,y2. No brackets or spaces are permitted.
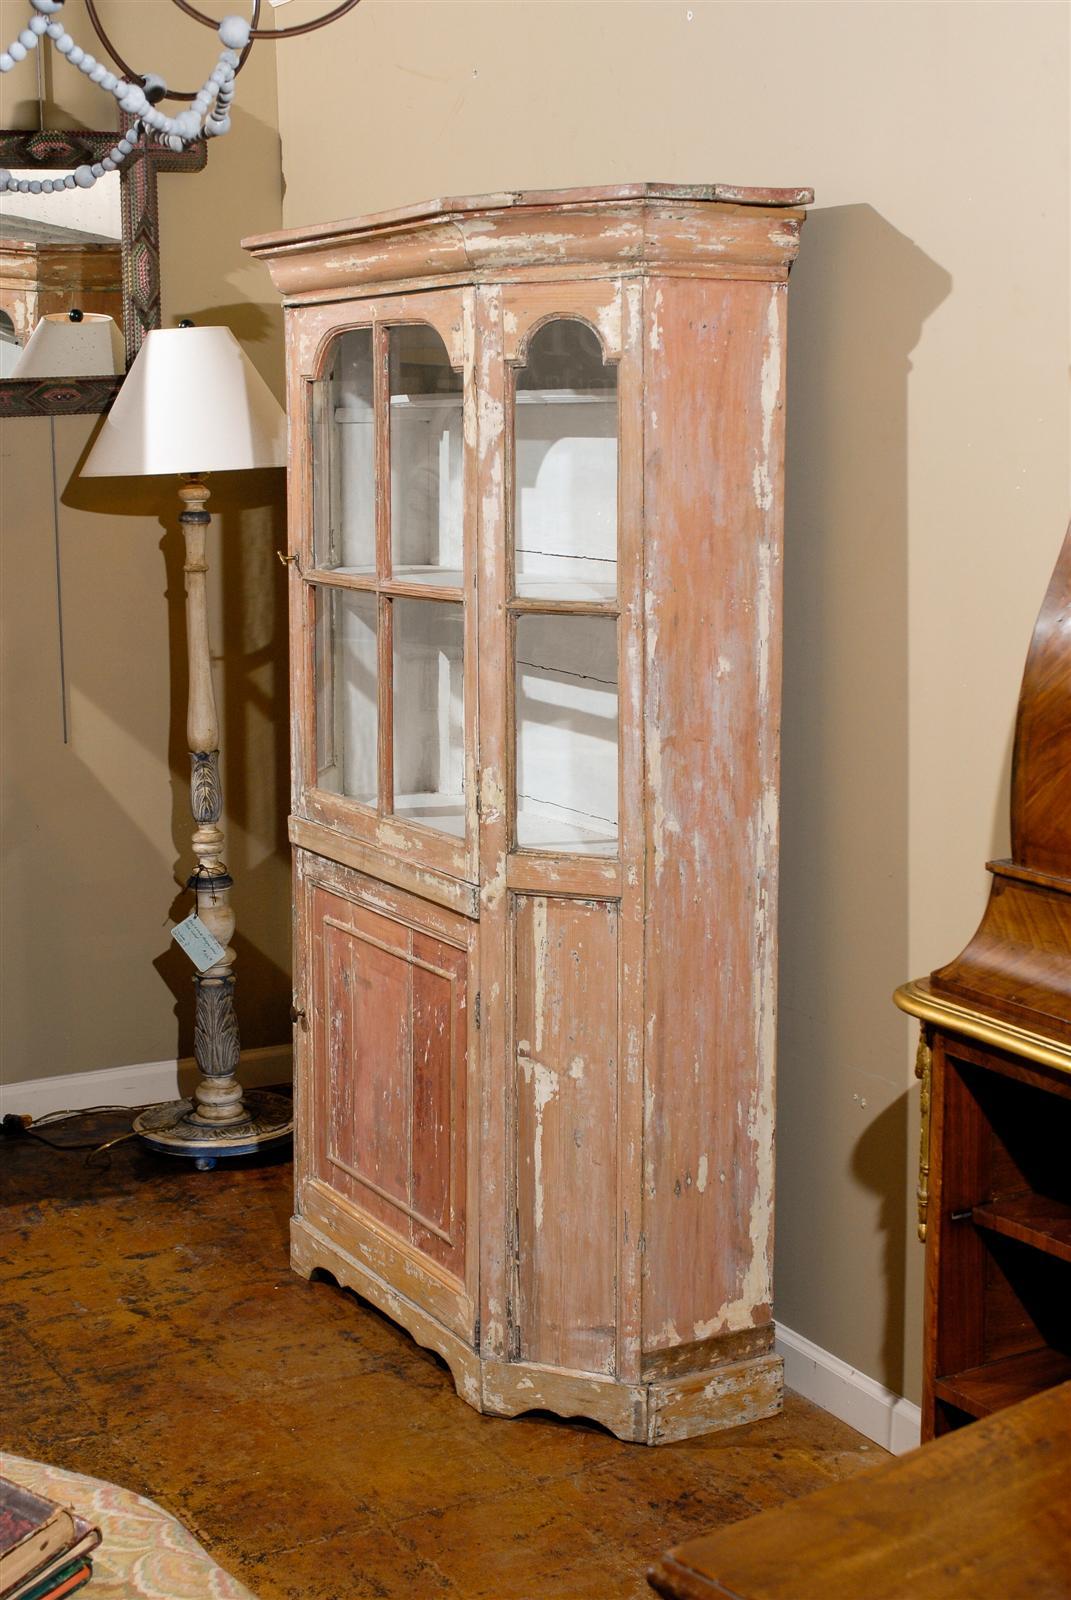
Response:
514,894,619,1374
642,275,786,1351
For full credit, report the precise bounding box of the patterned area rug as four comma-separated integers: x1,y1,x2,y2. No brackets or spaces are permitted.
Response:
0,1455,257,1600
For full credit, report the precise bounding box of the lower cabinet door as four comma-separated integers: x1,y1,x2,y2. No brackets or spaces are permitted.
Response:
298,854,477,1339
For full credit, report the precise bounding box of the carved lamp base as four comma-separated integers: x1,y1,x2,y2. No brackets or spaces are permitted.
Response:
134,1089,294,1171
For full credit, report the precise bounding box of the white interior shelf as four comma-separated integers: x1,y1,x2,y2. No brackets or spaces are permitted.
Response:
316,585,377,804
513,328,618,600
393,596,465,837
393,792,466,837
514,611,618,855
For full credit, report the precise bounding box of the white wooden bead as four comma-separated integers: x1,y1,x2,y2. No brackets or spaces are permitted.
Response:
74,164,94,187
19,28,39,48
29,16,50,36
8,40,26,60
0,55,14,72
30,0,66,13
218,15,250,49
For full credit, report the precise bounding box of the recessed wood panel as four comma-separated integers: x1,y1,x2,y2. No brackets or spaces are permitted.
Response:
310,883,467,1280
513,894,619,1374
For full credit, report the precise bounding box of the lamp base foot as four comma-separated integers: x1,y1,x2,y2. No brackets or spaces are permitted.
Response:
134,1089,293,1163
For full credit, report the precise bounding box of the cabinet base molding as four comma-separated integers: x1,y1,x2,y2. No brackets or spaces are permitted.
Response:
290,1217,484,1410
292,1216,782,1444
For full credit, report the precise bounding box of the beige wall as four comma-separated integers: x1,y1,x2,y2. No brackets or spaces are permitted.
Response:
271,0,1069,1401
0,2,289,1084
2,0,1067,1407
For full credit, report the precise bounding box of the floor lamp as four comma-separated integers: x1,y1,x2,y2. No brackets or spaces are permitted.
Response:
82,323,293,1167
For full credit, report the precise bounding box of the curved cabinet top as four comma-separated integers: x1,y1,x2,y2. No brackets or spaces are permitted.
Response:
243,181,813,302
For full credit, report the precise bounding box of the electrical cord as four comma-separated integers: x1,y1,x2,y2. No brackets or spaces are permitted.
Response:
1,1107,154,1165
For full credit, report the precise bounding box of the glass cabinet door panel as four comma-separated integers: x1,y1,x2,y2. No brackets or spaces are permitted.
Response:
312,328,375,574
390,325,464,587
393,597,465,836
315,587,378,804
514,320,617,602
515,614,617,854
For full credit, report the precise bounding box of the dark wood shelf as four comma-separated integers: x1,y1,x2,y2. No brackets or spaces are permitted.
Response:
934,1346,1071,1419
973,1191,1071,1264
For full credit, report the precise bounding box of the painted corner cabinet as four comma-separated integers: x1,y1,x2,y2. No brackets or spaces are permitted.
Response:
246,182,811,1443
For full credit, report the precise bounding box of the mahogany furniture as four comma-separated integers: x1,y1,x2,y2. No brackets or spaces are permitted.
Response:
246,181,811,1442
896,522,1071,1440
648,1380,1071,1599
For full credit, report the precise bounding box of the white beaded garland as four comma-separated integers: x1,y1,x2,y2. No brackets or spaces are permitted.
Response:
1,0,260,193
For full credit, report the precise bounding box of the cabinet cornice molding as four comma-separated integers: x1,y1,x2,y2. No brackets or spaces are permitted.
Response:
245,188,809,302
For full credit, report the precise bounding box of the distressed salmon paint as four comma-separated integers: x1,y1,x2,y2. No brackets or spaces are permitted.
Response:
246,181,809,1442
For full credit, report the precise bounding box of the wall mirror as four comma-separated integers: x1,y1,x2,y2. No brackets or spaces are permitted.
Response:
0,126,204,417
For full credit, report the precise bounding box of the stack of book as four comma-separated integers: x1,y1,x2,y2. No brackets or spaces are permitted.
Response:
0,1479,101,1600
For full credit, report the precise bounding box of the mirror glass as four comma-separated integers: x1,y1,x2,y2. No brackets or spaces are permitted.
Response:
0,127,202,414
1,170,123,377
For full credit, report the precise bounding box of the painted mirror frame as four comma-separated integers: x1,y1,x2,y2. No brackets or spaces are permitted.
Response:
0,126,205,418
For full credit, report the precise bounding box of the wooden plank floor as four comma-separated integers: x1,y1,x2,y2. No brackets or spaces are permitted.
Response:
0,1107,883,1599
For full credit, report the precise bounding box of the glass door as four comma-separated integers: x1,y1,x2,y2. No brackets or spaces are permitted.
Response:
509,317,620,856
301,295,476,882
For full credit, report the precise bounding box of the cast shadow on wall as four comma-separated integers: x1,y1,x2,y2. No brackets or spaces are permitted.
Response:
63,402,291,1063
155,463,290,1060
776,203,951,1397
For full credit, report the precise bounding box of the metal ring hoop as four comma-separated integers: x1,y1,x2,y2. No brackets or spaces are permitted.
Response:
169,0,362,43
83,0,261,101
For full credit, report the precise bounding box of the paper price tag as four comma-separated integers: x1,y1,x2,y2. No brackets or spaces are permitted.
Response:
171,912,226,973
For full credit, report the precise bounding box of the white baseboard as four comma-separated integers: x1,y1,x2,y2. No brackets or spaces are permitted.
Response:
776,1322,921,1454
0,1044,293,1123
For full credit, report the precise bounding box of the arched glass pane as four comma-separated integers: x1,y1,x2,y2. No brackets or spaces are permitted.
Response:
312,327,375,574
515,613,617,854
390,325,463,586
514,319,617,601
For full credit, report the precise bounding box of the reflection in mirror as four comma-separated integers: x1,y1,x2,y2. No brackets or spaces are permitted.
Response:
0,170,122,366
0,128,205,415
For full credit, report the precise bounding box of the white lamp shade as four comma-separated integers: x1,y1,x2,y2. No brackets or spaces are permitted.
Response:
82,324,288,477
12,312,125,379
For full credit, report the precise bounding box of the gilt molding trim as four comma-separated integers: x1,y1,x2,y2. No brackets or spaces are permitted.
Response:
894,979,1071,1078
